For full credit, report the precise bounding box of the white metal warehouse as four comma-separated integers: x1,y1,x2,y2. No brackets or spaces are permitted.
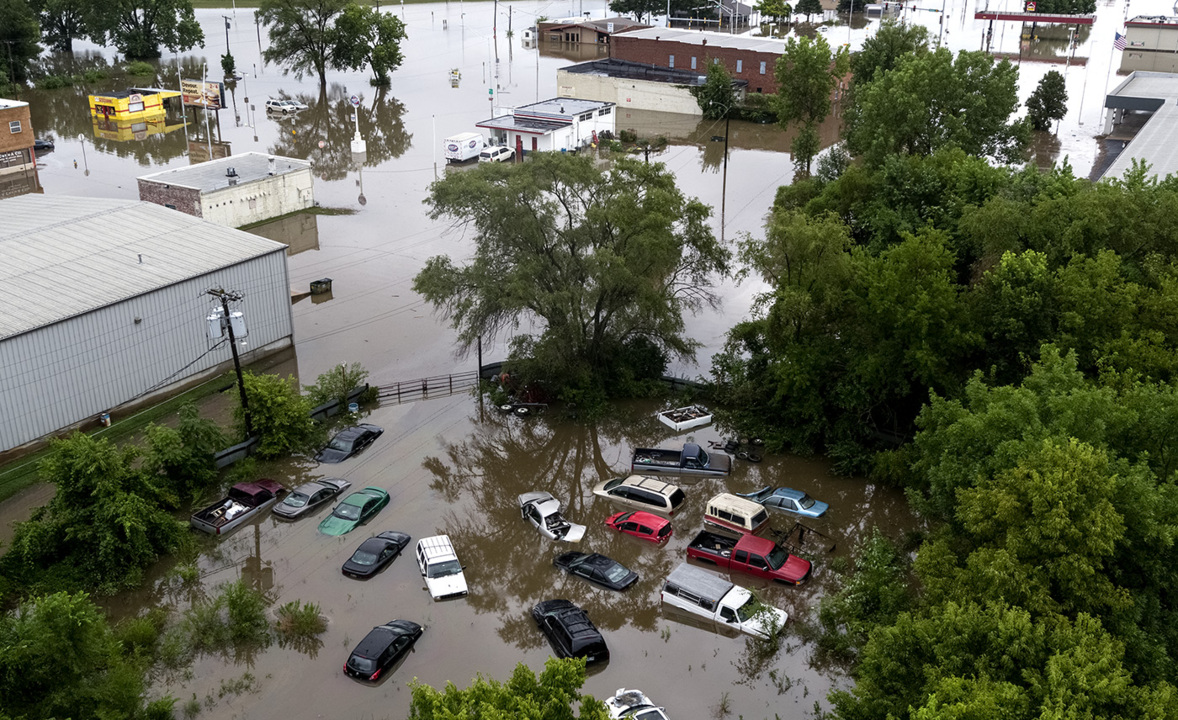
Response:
0,195,294,453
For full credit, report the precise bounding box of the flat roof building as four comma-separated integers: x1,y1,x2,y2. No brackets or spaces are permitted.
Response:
1102,71,1178,181
0,195,294,453
1119,16,1178,73
0,99,35,175
611,28,791,94
477,98,616,154
138,152,314,228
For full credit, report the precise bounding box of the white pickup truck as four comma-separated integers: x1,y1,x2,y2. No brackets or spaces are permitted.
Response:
660,563,788,640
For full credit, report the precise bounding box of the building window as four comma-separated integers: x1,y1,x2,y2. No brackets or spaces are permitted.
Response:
580,112,593,121
669,54,675,68
8,120,21,134
598,107,611,116
736,60,743,73
691,56,697,69
760,61,767,74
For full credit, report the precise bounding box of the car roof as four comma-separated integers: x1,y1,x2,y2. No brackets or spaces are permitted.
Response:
771,487,806,500
344,487,384,505
292,480,333,494
357,537,394,552
353,626,397,656
621,475,678,493
619,510,669,527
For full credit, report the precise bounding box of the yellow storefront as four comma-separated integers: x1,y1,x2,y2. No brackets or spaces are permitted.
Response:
87,90,179,120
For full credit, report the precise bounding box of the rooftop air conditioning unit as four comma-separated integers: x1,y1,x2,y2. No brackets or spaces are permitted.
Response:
226,167,237,177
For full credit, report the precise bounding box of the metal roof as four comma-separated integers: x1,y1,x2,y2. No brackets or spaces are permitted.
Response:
137,152,311,194
476,115,567,135
616,27,787,54
666,562,734,601
0,195,288,339
1102,72,1178,181
517,97,614,115
0,98,29,109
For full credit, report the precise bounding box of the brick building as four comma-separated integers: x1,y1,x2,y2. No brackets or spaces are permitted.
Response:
0,99,35,175
611,28,786,94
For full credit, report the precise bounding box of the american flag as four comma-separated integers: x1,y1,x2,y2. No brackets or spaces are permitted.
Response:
1114,31,1128,51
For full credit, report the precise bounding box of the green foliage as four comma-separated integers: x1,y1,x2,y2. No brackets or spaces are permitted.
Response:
794,0,822,19
235,371,320,458
222,579,270,645
142,402,225,506
82,68,108,82
37,74,72,89
1033,0,1095,11
0,0,41,85
304,362,370,408
0,433,186,597
258,0,349,89
274,600,327,640
30,0,87,53
849,19,928,88
409,657,609,719
756,0,793,22
692,63,738,119
818,528,910,660
126,60,156,76
774,34,849,175
0,592,169,720
1026,70,1067,131
87,0,205,60
114,608,168,659
609,0,672,22
220,52,235,77
845,47,1028,167
182,580,272,656
332,4,407,87
414,153,729,406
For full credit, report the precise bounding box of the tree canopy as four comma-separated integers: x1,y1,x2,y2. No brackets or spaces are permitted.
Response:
30,0,86,52
849,19,929,88
1026,69,1068,131
87,0,204,60
330,4,407,87
258,0,348,90
414,153,728,405
774,33,849,176
0,0,41,87
409,657,608,719
691,62,738,119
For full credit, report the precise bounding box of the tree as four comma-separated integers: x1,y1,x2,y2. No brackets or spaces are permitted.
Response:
142,402,225,506
1026,70,1068,131
236,371,320,458
86,0,204,60
774,34,849,176
691,62,737,119
258,0,349,92
0,0,40,87
794,0,823,21
849,19,928,87
844,47,1029,167
30,0,86,53
413,153,729,404
304,362,371,407
331,5,406,87
409,657,609,719
609,0,666,23
756,0,793,23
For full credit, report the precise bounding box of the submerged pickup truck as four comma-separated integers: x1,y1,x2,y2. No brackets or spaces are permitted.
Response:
190,479,286,536
687,530,811,585
660,562,788,640
630,442,731,477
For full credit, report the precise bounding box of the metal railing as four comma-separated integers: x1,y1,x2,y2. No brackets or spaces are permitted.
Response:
376,370,481,404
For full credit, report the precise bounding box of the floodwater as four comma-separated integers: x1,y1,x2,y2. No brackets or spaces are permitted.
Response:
3,0,1165,715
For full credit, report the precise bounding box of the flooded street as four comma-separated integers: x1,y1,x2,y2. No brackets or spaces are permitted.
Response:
4,0,1168,715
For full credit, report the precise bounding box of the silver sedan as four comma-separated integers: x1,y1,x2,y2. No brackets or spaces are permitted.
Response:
272,478,351,520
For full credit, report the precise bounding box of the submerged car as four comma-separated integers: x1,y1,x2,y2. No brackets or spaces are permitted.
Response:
265,98,308,114
33,137,54,152
592,475,686,516
604,510,673,544
554,551,638,591
272,477,351,520
343,531,411,578
519,491,586,542
605,688,671,720
318,487,390,536
316,424,383,463
736,486,829,518
416,535,468,600
343,619,422,681
531,599,609,665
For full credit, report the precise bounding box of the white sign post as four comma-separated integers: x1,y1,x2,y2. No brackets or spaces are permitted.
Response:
349,94,366,154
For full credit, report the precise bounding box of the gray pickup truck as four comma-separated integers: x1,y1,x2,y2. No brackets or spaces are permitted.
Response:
630,442,731,477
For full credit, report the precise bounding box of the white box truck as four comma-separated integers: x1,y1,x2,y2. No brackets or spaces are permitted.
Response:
660,563,788,639
443,132,484,163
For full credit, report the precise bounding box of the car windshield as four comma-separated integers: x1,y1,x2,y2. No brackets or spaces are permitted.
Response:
603,477,623,491
350,549,379,566
335,503,362,520
765,546,788,570
328,436,353,451
798,494,816,509
602,563,630,583
284,492,309,508
426,559,462,578
479,152,491,158
736,596,763,623
348,656,375,673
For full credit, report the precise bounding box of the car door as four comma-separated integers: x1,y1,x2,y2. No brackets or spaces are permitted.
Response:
637,524,654,538
361,496,378,522
620,521,639,533
309,489,329,509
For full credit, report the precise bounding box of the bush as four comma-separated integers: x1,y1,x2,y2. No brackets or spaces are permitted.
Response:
181,580,271,656
115,609,168,659
235,372,321,458
275,600,327,640
223,580,270,645
82,69,108,82
126,61,155,77
37,75,70,89
143,403,225,507
304,362,371,408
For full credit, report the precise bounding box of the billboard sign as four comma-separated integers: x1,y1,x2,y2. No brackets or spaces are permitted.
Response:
181,79,226,110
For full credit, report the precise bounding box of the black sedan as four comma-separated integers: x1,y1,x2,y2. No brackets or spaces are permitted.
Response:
33,138,54,152
344,620,422,682
316,423,383,463
554,551,639,591
343,531,411,578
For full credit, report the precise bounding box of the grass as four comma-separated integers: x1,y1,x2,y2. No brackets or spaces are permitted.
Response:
0,370,235,504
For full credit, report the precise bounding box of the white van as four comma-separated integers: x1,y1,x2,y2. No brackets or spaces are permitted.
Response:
416,535,468,600
479,145,515,163
660,563,787,640
443,132,484,163
703,493,770,536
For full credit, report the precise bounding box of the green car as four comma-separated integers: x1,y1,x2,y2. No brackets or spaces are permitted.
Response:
318,487,390,536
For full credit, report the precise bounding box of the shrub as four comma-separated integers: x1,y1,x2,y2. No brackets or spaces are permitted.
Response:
220,52,235,78
37,75,70,89
275,600,327,640
115,608,168,659
304,362,371,408
235,372,320,458
222,580,269,645
82,69,108,82
126,61,155,77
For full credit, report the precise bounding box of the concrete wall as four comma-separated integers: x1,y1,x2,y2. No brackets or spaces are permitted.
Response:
0,104,34,174
612,36,780,94
558,70,704,115
138,180,203,217
0,250,294,453
199,167,315,228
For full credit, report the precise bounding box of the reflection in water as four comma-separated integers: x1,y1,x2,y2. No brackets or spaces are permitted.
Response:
0,166,42,199
249,212,321,255
267,85,412,181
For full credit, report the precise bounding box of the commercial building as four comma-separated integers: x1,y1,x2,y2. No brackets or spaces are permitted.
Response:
1119,16,1178,73
477,98,616,154
0,195,294,454
0,99,35,175
88,89,180,121
537,17,648,44
611,28,788,94
138,152,314,228
559,59,746,115
1101,71,1178,181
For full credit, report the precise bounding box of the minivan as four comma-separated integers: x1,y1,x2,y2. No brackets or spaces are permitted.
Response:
592,475,686,516
703,493,770,536
416,535,468,600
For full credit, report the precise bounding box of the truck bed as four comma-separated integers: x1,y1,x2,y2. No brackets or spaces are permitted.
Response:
687,530,738,559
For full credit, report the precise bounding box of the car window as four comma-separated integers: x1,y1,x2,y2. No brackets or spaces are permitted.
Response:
335,503,361,520
549,619,573,651
751,510,769,526
328,436,352,451
612,487,632,499
602,478,623,491
749,554,768,569
426,559,462,578
657,524,671,538
668,488,686,509
351,549,378,565
285,492,310,507
349,656,376,673
602,564,630,583
735,550,748,563
799,494,816,509
638,525,653,535
632,489,659,506
621,522,638,532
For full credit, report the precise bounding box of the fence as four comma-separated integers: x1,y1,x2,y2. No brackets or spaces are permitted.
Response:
376,370,481,404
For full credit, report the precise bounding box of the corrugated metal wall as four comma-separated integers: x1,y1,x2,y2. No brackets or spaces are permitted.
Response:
0,250,292,452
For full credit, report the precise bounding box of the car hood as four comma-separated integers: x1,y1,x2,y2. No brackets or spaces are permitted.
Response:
742,607,789,640
559,523,587,543
318,515,358,536
424,572,468,599
780,555,812,583
806,500,830,517
316,448,348,463
271,502,307,518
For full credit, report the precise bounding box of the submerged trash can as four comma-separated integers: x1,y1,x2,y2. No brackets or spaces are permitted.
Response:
347,402,359,414
310,278,333,294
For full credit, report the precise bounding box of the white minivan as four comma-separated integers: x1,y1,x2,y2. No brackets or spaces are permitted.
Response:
416,535,468,600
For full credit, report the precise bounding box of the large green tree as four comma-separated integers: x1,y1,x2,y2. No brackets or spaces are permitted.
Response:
330,4,406,87
691,62,738,119
844,47,1028,166
258,0,348,92
849,19,928,87
755,0,792,23
774,34,849,176
413,153,729,404
87,0,204,60
609,0,667,23
30,0,85,52
0,0,40,87
1026,69,1068,131
409,657,608,719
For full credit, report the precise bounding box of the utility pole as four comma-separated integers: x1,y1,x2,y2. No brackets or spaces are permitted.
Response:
223,15,232,54
207,288,253,437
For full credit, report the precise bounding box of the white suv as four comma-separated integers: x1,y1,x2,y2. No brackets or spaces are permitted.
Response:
416,535,468,600
479,145,515,163
265,98,307,114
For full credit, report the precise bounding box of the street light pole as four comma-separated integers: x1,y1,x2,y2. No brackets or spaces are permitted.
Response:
223,15,232,54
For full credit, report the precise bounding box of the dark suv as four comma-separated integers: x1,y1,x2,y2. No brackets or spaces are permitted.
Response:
344,620,423,681
531,599,609,665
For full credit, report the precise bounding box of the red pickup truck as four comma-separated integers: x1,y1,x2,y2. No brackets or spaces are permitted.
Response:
686,530,811,585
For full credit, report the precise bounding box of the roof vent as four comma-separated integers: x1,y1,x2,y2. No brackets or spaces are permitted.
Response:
268,156,276,176
226,166,237,177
